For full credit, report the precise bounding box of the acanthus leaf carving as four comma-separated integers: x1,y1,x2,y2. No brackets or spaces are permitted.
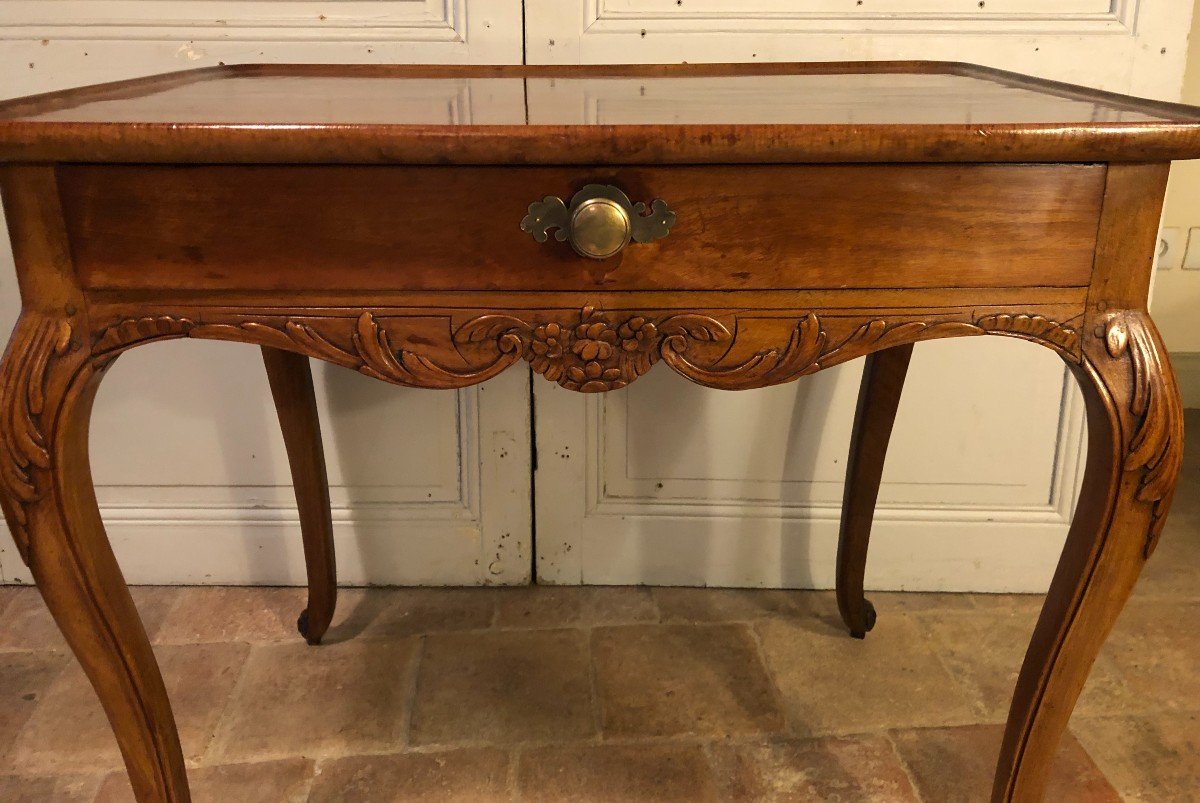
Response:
188,313,521,389
93,315,195,359
662,313,822,389
1101,313,1183,556
0,316,75,563
819,319,986,369
92,307,737,394
976,313,1080,358
89,307,1084,397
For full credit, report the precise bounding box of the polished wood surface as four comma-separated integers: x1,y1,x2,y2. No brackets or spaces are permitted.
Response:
837,344,914,640
260,348,337,646
2,62,1200,164
59,163,1104,293
0,69,1176,126
0,63,1189,802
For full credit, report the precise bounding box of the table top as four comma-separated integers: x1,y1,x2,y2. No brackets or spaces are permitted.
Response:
2,62,1200,164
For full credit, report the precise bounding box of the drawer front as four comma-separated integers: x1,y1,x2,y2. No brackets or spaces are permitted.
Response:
59,163,1104,294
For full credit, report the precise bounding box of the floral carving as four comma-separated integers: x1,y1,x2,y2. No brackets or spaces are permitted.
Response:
457,307,728,392
0,317,74,562
89,307,1084,396
1102,313,1183,556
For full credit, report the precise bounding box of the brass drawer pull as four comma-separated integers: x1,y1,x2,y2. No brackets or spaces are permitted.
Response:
521,184,676,259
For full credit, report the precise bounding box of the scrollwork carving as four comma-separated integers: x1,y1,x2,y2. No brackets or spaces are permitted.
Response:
1100,312,1183,556
196,313,523,390
89,307,1084,396
0,316,75,561
458,306,730,392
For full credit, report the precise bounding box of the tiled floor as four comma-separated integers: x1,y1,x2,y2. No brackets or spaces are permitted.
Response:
0,418,1198,801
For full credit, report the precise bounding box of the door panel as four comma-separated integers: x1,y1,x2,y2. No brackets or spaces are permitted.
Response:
524,1,1187,101
527,0,1192,591
0,1,530,585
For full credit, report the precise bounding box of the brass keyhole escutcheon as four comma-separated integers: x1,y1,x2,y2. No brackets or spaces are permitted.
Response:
521,184,676,260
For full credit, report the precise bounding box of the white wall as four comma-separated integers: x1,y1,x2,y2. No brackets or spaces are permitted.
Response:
0,2,533,586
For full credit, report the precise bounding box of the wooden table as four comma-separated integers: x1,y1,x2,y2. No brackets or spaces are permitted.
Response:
0,62,1194,801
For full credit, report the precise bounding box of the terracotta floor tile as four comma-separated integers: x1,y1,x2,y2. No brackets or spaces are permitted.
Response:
7,641,247,772
915,607,1127,720
1096,599,1200,714
154,586,308,643
0,773,104,802
0,577,1196,797
95,758,314,802
127,586,185,640
310,748,510,802
0,587,14,618
0,587,177,650
653,587,808,623
0,588,69,651
351,588,496,640
518,742,718,802
708,735,919,802
966,593,1047,613
0,651,67,756
860,590,978,614
411,629,593,746
592,624,783,738
493,586,657,628
208,639,417,761
8,641,247,773
1137,514,1200,600
756,616,977,736
1072,713,1200,800
890,724,1119,802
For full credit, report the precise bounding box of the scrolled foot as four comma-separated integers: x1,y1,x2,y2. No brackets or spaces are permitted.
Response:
297,609,322,646
849,598,877,640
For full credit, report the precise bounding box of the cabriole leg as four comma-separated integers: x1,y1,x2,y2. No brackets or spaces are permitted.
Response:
0,315,190,802
836,343,914,638
261,346,337,645
994,311,1182,801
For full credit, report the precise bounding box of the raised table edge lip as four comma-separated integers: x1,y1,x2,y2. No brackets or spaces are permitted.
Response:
3,60,1200,164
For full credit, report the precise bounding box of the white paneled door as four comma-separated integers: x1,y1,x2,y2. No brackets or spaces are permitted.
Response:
526,0,1194,591
1,2,1195,591
0,2,530,585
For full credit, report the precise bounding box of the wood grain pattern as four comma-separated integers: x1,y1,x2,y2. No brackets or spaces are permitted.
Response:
0,64,1188,803
11,330,190,803
0,165,190,802
2,62,1200,164
261,347,337,646
836,344,914,640
996,311,1183,802
992,164,1183,802
57,164,1105,293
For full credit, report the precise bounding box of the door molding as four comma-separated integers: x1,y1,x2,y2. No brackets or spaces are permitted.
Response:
0,1,464,42
582,0,1138,36
1,367,533,586
533,356,1086,592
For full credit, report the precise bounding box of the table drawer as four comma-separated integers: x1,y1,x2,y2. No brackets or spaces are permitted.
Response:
58,163,1104,294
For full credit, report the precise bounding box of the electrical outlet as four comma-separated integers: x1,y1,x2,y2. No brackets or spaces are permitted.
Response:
1184,227,1200,270
1158,227,1182,270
